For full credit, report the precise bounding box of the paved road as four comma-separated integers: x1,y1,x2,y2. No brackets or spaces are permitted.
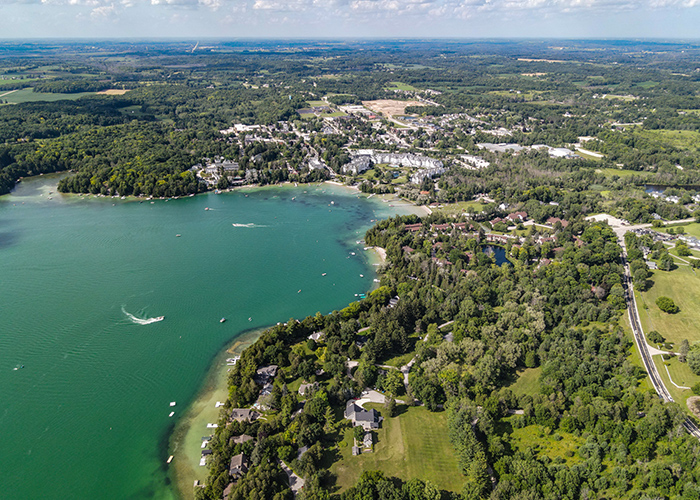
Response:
618,235,700,439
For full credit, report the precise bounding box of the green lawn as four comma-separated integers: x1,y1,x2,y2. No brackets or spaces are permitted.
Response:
307,100,327,107
658,222,700,240
433,201,486,216
331,405,463,493
0,87,96,103
653,356,697,414
636,265,700,347
507,367,541,398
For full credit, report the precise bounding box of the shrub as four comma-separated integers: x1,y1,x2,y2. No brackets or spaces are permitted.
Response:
647,330,665,344
656,296,679,314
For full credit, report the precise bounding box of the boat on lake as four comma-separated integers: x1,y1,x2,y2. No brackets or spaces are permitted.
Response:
220,318,226,323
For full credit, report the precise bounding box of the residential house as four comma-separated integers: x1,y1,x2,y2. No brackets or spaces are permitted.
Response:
230,409,257,422
229,453,249,478
345,400,383,430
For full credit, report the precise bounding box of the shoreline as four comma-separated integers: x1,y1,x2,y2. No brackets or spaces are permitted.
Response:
169,327,266,500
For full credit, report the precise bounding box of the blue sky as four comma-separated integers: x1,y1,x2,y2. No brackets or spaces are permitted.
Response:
1,0,699,38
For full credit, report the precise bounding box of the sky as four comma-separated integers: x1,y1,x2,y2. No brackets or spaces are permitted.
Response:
1,0,699,39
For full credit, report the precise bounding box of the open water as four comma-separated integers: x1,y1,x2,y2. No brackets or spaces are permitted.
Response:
0,176,419,499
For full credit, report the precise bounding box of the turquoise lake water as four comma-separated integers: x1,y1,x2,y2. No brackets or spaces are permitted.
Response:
0,176,419,499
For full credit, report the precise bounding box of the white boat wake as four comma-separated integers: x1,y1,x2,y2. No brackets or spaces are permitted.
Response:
121,306,164,325
232,223,267,228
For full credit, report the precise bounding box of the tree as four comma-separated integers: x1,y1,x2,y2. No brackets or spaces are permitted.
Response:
647,330,665,344
676,241,691,257
656,296,679,314
384,396,397,418
688,349,700,376
659,253,674,271
679,339,690,363
633,268,650,291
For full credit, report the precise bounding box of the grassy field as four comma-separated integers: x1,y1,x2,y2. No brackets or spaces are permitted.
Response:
594,167,655,178
507,367,541,398
331,405,463,493
603,94,637,101
433,200,486,216
658,222,700,239
387,82,418,91
636,265,700,347
307,100,327,107
1,87,95,104
653,356,697,414
576,150,603,161
509,423,583,464
636,129,700,150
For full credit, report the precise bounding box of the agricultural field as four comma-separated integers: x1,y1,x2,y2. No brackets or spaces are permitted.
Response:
331,405,463,493
0,87,95,104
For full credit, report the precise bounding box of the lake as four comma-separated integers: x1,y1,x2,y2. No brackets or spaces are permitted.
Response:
0,176,420,500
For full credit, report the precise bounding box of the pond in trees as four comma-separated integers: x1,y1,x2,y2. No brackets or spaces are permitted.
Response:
483,245,510,266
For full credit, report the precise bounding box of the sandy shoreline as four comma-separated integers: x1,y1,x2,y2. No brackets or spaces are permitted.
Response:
373,246,387,263
169,328,265,500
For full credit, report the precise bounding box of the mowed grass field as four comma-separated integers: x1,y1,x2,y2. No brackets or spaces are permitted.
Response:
659,222,700,240
331,405,464,493
636,265,700,348
653,356,699,413
433,200,487,216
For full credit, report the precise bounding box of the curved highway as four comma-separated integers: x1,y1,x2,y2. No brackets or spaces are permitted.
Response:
620,252,700,439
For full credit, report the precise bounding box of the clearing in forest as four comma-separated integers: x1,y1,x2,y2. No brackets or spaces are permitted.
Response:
362,99,425,118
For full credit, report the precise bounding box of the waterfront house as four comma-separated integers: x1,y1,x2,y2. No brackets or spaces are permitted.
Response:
230,409,257,422
230,434,254,445
254,365,278,384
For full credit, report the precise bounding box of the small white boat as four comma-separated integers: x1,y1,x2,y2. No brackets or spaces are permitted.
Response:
360,274,364,278
170,401,176,407
220,318,226,323
167,455,174,464
322,273,327,276
155,316,165,321
176,234,181,237
169,411,175,417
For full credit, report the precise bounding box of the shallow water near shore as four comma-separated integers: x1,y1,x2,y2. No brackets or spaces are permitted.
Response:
0,177,420,500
